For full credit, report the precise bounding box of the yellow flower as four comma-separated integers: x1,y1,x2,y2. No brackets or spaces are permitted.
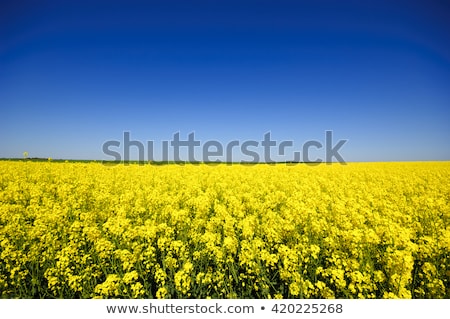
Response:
0,161,449,298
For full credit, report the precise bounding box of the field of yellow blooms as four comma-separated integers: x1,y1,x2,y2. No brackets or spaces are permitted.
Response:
0,161,449,298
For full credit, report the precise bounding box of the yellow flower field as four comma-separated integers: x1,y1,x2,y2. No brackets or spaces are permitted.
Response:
0,161,449,298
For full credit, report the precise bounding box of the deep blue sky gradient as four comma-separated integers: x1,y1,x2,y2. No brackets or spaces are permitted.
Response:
1,0,449,161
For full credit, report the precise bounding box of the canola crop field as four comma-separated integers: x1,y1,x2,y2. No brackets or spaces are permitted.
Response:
0,161,449,299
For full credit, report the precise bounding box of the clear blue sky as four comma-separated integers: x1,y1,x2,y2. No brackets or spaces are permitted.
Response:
1,0,449,161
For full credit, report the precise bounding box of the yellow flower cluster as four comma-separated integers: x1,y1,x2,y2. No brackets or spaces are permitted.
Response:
0,161,449,298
